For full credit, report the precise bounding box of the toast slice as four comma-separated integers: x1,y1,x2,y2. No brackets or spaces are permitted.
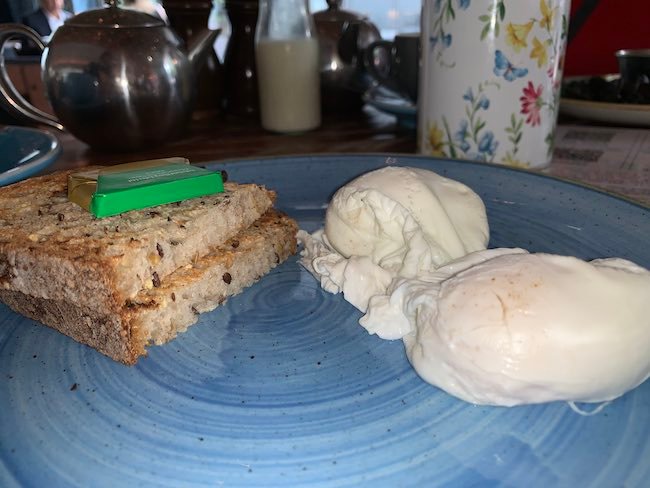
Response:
0,209,298,365
0,170,275,314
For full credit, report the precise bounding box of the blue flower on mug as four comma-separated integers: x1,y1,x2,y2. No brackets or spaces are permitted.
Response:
493,50,528,82
454,120,471,152
463,89,489,109
437,81,501,163
430,33,452,49
430,0,469,66
478,131,498,156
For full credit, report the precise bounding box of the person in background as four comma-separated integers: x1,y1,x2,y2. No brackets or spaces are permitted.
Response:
121,0,169,24
0,1,15,23
22,0,73,38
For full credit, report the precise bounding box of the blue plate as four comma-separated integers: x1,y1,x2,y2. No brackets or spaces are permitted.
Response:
363,86,417,130
1,155,649,487
0,126,61,187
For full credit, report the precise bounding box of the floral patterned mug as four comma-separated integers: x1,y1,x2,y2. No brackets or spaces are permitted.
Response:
418,0,570,169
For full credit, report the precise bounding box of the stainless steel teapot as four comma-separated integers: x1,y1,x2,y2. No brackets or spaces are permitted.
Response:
313,0,384,112
0,0,219,152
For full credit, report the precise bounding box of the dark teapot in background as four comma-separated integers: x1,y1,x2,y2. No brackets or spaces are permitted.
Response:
313,0,386,113
0,0,219,152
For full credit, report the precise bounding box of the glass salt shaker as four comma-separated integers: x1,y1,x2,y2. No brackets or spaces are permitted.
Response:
255,0,321,133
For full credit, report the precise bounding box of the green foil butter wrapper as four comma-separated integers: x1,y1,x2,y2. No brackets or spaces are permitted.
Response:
67,158,224,218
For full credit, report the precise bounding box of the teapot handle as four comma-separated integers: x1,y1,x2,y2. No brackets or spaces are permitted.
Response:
0,24,64,131
363,40,400,94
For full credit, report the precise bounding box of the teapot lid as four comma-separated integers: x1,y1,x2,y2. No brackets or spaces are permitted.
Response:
66,1,165,28
313,0,369,23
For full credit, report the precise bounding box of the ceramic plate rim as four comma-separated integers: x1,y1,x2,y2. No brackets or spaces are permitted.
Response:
560,74,650,126
362,86,417,116
2,153,649,487
219,152,649,210
0,125,62,187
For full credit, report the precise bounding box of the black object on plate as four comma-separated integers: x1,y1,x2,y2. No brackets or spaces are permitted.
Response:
562,74,650,104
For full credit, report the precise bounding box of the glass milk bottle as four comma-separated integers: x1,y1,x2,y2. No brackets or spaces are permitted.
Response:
255,0,321,132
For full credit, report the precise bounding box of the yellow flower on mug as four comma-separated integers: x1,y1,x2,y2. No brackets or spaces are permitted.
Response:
539,0,555,31
428,123,445,156
501,154,528,168
530,37,548,68
505,21,534,53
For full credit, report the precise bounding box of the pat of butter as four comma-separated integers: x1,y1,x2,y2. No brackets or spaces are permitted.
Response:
68,158,224,218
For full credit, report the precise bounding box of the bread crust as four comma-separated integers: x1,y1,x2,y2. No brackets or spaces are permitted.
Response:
0,210,298,365
0,170,275,313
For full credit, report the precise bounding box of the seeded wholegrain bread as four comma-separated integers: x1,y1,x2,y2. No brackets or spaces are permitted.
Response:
0,170,275,314
0,209,298,365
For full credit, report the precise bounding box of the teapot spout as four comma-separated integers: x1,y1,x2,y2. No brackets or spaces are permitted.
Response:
188,28,221,74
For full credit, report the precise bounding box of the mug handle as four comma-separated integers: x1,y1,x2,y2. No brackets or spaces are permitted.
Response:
363,40,400,93
0,24,64,130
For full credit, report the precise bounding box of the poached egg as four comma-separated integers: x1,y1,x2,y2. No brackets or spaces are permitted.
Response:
361,249,650,406
299,166,489,311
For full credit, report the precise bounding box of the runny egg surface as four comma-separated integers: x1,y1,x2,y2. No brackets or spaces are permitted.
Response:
361,249,650,406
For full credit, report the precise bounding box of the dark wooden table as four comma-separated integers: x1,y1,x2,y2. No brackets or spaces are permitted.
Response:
11,105,650,206
51,107,417,172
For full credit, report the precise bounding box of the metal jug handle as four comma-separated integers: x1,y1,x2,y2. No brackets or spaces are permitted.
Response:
363,40,400,94
0,24,64,131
